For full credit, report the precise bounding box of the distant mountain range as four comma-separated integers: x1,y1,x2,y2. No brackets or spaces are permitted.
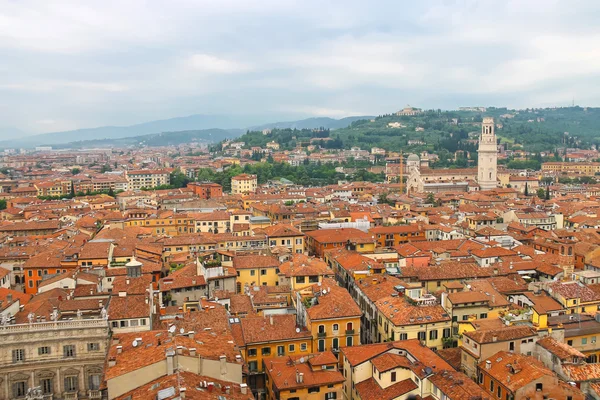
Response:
0,114,373,149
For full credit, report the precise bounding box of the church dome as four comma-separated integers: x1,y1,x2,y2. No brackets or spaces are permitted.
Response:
407,154,420,162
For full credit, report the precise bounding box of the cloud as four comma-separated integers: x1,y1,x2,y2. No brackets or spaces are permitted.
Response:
1,1,600,132
186,54,252,74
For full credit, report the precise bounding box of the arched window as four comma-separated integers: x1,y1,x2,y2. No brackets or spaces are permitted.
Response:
318,325,325,334
346,322,353,331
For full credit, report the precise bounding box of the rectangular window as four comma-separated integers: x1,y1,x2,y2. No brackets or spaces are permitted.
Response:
250,270,256,276
248,361,258,372
130,319,139,327
12,349,25,363
399,333,408,340
38,346,51,355
41,378,52,394
308,387,320,393
248,349,257,357
87,343,100,351
429,330,438,340
289,344,295,352
89,374,101,391
582,338,588,345
325,393,337,400
300,343,307,351
418,331,426,341
64,376,78,392
261,269,267,276
391,371,397,382
277,345,285,356
63,345,76,358
261,347,271,356
13,382,27,398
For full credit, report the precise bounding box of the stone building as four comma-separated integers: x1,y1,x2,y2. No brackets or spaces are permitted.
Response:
0,318,109,400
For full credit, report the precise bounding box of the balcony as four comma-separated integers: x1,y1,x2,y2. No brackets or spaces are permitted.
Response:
345,329,355,335
63,392,78,400
88,390,102,400
317,332,327,338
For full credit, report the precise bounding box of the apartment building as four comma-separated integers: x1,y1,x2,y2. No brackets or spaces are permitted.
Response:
231,174,257,195
125,169,170,190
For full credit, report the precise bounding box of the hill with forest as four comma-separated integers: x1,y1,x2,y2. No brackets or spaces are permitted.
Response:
223,107,600,161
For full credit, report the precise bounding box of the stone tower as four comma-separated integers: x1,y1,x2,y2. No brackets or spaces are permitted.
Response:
477,117,498,190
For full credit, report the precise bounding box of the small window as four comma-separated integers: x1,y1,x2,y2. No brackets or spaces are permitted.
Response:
288,344,295,352
63,345,76,358
88,343,100,351
38,346,51,355
12,349,25,363
391,371,397,382
300,343,307,351
261,347,271,356
248,349,257,357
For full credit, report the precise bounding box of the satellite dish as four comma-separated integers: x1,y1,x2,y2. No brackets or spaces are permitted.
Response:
322,289,327,294
168,325,176,334
299,357,305,363
296,328,300,333
132,340,138,347
180,328,185,334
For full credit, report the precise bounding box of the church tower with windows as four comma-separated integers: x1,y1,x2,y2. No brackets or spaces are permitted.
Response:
477,117,498,190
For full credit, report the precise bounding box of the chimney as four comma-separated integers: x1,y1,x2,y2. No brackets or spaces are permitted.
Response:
486,360,491,370
240,383,248,395
189,348,196,357
270,315,274,326
116,345,122,354
166,350,175,375
108,357,116,367
6,293,12,303
492,336,497,342
207,382,214,393
177,346,183,355
220,355,227,375
145,296,149,304
298,373,304,383
179,388,186,399
99,300,103,308
188,331,195,339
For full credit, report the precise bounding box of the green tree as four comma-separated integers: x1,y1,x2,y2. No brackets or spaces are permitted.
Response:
536,188,545,199
426,193,435,204
108,187,115,197
71,168,81,175
0,199,6,210
524,182,529,196
545,187,550,200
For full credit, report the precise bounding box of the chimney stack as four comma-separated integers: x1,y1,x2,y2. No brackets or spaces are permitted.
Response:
176,346,183,355
240,384,248,395
108,358,116,367
166,350,175,375
270,315,274,326
188,331,195,339
190,348,196,357
179,388,186,399
486,360,491,370
116,345,122,354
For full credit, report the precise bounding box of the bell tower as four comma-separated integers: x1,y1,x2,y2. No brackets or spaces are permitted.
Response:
477,117,498,190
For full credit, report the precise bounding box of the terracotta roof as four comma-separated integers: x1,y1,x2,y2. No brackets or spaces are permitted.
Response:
264,352,344,391
107,295,149,320
375,295,450,326
428,369,490,400
536,336,585,360
114,371,253,400
478,351,554,393
232,314,311,346
463,325,537,344
232,254,278,270
304,279,361,321
355,377,418,400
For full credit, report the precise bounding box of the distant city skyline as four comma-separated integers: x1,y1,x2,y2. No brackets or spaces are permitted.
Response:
1,0,599,134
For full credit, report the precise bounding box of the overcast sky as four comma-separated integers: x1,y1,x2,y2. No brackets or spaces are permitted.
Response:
1,0,599,134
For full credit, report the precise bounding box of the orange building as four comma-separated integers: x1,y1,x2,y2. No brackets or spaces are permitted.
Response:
187,182,223,199
370,225,426,248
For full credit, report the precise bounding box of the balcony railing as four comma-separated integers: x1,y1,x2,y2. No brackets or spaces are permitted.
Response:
63,392,78,400
317,332,327,338
345,329,355,335
88,390,102,400
0,319,109,334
